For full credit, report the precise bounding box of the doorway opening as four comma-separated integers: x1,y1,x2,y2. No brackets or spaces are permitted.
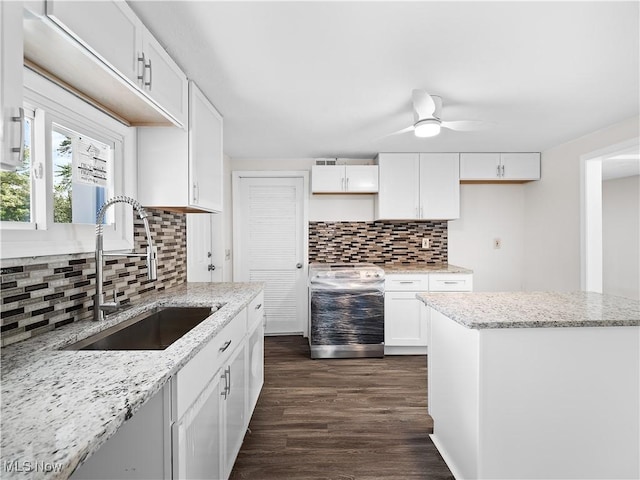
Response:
581,138,640,299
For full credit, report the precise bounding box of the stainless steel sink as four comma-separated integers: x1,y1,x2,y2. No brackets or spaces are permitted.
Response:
64,306,221,351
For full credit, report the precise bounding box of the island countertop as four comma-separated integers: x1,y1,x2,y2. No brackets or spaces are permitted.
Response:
0,282,263,480
417,291,640,329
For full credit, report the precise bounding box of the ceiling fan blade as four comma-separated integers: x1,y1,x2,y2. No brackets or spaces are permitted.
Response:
440,120,486,132
412,89,436,121
377,125,414,140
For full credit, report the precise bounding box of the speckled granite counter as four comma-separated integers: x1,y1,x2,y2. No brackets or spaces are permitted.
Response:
0,282,263,480
418,291,640,329
382,263,472,274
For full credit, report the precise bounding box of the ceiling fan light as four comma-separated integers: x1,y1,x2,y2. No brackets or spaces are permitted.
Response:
414,119,441,138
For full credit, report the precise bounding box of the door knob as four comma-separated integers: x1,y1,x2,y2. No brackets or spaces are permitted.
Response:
296,263,303,269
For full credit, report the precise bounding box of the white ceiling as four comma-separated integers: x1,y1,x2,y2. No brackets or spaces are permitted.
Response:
129,1,640,160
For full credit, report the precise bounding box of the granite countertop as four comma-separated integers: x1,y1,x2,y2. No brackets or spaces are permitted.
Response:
382,263,473,274
418,291,640,329
0,282,263,480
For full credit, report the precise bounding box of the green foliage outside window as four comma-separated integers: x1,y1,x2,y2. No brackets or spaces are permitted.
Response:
0,147,31,222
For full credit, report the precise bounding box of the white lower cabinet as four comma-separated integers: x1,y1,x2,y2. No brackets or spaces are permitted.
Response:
384,274,429,355
384,273,473,355
173,372,223,479
71,383,172,479
247,293,265,414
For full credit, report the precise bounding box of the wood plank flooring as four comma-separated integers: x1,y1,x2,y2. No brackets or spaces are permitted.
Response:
230,336,454,480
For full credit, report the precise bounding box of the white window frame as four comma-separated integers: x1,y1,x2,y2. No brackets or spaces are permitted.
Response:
1,68,137,259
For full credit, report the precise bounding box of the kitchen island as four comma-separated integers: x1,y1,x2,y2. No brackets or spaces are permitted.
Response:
418,291,640,480
1,282,263,480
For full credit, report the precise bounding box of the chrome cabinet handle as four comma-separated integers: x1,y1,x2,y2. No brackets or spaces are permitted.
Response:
219,340,232,352
501,164,505,177
220,370,228,399
346,177,349,190
496,164,501,177
226,366,231,395
254,303,262,310
145,58,152,89
208,264,216,271
137,53,146,84
443,281,460,285
193,182,198,203
399,281,416,284
341,177,345,191
10,107,25,163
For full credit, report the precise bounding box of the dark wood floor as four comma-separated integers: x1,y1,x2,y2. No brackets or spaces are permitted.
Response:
230,336,454,480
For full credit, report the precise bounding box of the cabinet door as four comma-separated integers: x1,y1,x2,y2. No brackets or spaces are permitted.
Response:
500,153,540,180
189,82,223,211
459,153,501,180
384,291,428,346
173,372,223,480
222,341,247,479
72,383,172,479
46,0,140,85
376,153,420,219
345,165,379,193
1,1,24,170
419,153,460,219
141,26,188,128
247,313,265,416
311,165,345,192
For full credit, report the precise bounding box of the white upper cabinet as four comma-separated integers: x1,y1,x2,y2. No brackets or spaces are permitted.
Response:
376,153,460,220
139,24,188,126
42,0,187,127
45,0,140,84
376,153,420,218
419,153,460,220
189,83,223,212
1,1,24,170
138,81,223,213
460,152,540,181
311,165,379,193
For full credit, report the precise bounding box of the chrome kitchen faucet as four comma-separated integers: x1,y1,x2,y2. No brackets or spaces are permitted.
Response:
94,196,158,321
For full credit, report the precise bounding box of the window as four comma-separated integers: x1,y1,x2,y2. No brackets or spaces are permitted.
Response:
51,124,110,225
0,68,136,258
0,113,33,224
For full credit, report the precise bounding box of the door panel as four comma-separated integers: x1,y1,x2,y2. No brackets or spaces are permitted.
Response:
234,175,307,335
186,214,223,282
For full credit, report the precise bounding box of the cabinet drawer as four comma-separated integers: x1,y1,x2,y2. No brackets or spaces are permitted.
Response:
175,309,247,419
248,291,265,330
385,275,429,291
428,274,473,292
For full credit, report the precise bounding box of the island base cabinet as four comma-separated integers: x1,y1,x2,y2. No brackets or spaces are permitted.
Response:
71,383,172,479
429,310,640,480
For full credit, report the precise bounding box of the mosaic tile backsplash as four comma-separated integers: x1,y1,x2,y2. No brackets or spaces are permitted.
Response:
0,209,186,346
309,221,448,265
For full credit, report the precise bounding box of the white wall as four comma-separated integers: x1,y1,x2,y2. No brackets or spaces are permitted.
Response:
448,185,526,291
523,117,640,291
602,175,640,300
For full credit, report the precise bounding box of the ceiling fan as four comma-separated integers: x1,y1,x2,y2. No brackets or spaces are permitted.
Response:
391,89,483,138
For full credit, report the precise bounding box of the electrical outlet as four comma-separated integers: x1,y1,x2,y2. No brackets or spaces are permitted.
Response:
422,238,430,249
493,238,502,249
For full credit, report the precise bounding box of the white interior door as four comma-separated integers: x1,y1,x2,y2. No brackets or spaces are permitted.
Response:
186,213,223,282
233,173,308,335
